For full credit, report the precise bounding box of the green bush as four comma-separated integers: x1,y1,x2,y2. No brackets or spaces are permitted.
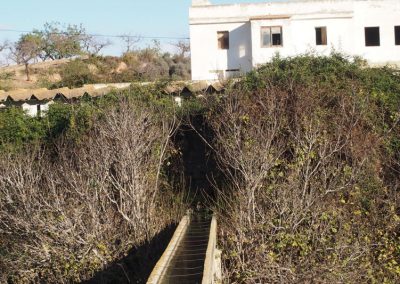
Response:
0,107,46,151
57,59,97,88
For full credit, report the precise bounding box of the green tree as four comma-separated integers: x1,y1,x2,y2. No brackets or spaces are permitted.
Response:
9,34,43,81
33,22,85,60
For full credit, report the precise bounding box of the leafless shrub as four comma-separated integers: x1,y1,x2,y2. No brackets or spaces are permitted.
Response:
0,99,184,283
210,80,398,283
120,34,142,53
82,35,112,56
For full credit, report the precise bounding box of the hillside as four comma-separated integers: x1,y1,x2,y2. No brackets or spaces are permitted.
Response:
0,58,70,90
0,50,190,91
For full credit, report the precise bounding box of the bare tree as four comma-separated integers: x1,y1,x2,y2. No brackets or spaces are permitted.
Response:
0,41,7,53
120,33,141,53
81,35,112,56
173,40,190,58
0,41,7,66
209,73,386,283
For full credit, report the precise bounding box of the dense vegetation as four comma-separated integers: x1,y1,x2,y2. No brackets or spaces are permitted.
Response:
0,89,188,283
0,54,399,283
209,54,400,283
49,48,191,89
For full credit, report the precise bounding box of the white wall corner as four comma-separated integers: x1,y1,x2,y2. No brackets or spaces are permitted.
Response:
192,0,211,6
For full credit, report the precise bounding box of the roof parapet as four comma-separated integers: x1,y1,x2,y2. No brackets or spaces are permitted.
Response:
192,0,211,6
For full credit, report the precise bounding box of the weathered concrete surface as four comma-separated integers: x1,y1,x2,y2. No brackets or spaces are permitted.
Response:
202,215,221,284
147,213,221,284
160,213,211,283
147,215,190,284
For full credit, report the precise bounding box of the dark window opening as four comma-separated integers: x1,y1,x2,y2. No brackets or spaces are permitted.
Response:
365,27,380,46
217,31,229,50
36,104,41,117
316,27,327,45
272,33,282,46
261,26,283,47
395,26,400,45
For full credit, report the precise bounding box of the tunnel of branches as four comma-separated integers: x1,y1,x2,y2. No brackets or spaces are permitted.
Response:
85,114,220,283
170,114,221,206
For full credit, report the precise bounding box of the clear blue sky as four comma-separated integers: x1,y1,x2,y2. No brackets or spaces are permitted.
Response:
0,0,277,57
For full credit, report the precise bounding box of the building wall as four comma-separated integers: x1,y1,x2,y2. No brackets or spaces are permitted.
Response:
22,101,53,117
250,15,355,66
190,22,253,80
190,0,400,80
352,0,400,64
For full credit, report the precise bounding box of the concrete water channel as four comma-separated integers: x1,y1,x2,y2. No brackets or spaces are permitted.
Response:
160,213,211,283
147,211,220,284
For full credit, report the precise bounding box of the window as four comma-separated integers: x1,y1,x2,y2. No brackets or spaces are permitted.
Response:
395,26,400,45
217,31,229,50
316,27,327,45
261,26,283,47
36,104,41,117
365,27,380,46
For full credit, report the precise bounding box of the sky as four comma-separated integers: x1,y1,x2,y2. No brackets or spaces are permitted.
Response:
0,0,274,61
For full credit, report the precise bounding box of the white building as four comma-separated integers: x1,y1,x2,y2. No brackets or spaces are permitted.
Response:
21,101,53,117
189,0,400,81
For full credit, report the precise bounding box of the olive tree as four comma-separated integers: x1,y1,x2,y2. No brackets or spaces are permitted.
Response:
33,22,85,60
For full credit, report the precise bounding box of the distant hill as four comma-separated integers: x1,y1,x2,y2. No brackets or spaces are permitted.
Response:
0,58,71,90
0,51,191,91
